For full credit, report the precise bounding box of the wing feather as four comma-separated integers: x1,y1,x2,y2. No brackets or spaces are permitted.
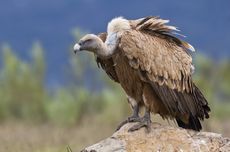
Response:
130,16,194,54
119,30,192,92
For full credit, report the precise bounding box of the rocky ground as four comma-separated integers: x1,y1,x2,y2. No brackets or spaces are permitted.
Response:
82,122,230,152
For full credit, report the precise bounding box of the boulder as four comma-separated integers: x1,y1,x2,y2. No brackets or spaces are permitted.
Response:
81,122,230,152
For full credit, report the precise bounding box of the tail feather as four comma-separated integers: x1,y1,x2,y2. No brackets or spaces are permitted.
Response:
150,81,210,131
176,85,210,131
193,85,210,119
176,116,202,131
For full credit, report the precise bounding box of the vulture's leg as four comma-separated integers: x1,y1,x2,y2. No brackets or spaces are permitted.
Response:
128,108,151,132
116,104,140,131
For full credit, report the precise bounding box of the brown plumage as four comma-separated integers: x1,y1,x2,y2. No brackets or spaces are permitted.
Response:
74,16,210,131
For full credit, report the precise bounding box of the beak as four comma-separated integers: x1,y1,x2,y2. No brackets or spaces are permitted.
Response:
73,43,81,54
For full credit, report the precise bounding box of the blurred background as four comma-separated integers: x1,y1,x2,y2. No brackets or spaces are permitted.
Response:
0,0,229,151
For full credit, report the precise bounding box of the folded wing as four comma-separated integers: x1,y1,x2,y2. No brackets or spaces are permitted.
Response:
119,19,210,130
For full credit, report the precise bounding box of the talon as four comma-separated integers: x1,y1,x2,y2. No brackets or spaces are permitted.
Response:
128,116,141,122
116,119,128,131
116,116,140,131
128,118,151,132
116,104,140,131
128,108,151,132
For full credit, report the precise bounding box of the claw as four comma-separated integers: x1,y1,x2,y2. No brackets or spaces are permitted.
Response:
128,117,151,132
116,119,128,131
116,104,140,131
128,108,151,132
128,116,141,122
116,116,141,131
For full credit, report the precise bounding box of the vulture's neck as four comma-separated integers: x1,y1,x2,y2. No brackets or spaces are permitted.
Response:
97,32,119,59
97,17,131,59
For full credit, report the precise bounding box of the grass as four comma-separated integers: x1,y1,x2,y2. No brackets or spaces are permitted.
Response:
0,115,229,152
0,120,115,152
66,146,72,152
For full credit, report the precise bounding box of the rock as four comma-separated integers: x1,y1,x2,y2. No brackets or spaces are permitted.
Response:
81,122,230,152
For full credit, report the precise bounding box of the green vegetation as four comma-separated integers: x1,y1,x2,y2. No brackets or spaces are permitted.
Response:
0,41,229,125
0,38,129,126
193,54,230,119
0,28,229,151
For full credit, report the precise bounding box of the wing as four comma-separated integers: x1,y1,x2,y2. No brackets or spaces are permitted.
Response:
119,30,192,92
130,16,195,53
96,33,119,83
118,29,210,126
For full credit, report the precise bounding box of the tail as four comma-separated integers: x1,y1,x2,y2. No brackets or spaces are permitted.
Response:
176,85,210,131
176,116,202,131
193,85,210,120
150,79,210,132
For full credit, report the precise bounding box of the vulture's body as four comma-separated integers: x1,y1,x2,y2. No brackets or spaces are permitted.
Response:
74,16,210,131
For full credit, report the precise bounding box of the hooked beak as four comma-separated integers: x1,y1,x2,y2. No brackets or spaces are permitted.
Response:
73,43,81,54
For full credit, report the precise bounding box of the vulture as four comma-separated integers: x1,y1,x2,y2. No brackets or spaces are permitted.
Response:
73,16,210,132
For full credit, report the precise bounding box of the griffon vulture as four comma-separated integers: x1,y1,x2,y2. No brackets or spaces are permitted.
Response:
73,16,210,132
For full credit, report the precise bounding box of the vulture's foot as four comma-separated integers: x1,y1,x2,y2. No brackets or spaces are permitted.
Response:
128,109,151,132
116,104,140,131
116,115,141,131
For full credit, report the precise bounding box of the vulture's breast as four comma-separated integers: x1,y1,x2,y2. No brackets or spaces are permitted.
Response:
113,51,143,102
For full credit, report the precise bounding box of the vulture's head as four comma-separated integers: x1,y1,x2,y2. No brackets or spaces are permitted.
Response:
73,34,103,54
